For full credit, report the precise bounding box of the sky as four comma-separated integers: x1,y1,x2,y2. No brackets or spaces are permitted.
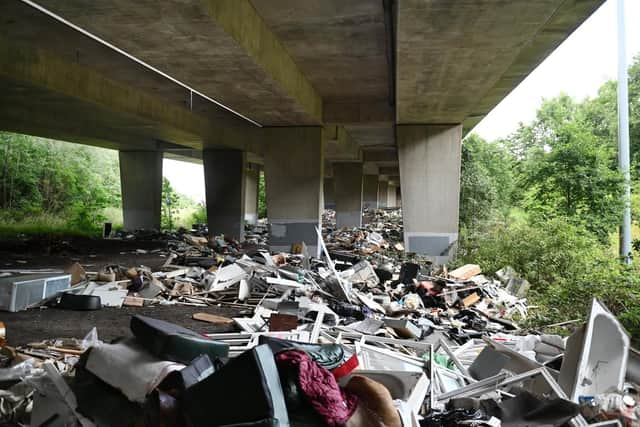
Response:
164,0,640,201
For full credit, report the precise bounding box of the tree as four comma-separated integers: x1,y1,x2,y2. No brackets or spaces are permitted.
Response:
459,134,514,230
161,177,179,230
508,96,625,242
258,172,267,219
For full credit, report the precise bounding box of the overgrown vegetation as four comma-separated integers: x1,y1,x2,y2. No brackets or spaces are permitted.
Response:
258,172,267,219
455,55,640,337
0,135,201,236
0,134,121,236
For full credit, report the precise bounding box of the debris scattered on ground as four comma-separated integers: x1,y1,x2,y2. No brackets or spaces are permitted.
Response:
0,209,635,426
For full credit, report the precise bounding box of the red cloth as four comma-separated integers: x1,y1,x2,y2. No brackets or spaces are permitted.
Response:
331,353,359,380
275,349,358,426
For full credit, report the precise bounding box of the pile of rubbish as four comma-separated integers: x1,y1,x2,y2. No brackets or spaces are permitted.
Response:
0,210,637,425
1,251,638,425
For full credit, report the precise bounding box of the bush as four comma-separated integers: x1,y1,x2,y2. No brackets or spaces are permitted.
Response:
67,201,106,235
258,172,267,219
455,216,640,340
189,203,207,225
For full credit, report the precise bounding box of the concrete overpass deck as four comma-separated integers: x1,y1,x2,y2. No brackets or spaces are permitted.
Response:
0,0,604,259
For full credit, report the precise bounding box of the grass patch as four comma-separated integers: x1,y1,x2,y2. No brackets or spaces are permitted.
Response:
0,213,100,238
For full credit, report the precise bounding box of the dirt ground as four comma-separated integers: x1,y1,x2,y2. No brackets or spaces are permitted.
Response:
3,305,245,347
0,236,248,346
0,235,171,270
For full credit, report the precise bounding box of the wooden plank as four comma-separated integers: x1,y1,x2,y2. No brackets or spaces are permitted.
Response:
123,296,144,307
192,312,234,325
449,264,481,281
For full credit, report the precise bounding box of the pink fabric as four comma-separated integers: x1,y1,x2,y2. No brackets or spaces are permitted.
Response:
275,349,358,426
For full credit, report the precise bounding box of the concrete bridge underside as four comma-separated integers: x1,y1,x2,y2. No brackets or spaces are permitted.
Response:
0,0,603,260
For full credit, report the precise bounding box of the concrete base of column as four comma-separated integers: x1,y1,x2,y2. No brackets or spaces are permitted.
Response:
203,149,246,240
244,166,259,225
398,125,462,262
263,127,323,254
334,162,363,228
119,151,162,230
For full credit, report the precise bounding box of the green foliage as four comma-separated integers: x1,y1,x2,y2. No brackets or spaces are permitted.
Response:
0,132,121,236
456,218,640,338
460,134,514,229
523,117,624,242
189,203,207,225
161,177,180,231
258,172,267,219
490,94,625,243
0,131,201,235
457,56,640,339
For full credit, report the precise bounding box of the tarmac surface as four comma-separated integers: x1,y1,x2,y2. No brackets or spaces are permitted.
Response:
4,305,243,347
0,235,244,346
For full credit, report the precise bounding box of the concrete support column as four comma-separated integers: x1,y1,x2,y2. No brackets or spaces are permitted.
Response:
263,127,324,253
387,183,397,208
333,162,364,228
397,125,462,261
362,175,379,210
324,177,336,210
119,151,163,230
244,165,260,225
378,180,389,208
203,149,246,240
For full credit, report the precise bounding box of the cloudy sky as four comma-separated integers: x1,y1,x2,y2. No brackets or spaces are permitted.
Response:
165,0,640,202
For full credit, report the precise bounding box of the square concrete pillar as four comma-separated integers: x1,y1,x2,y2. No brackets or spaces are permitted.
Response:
397,125,462,262
119,151,163,230
333,162,364,228
387,183,397,208
203,149,246,240
263,127,324,253
244,165,260,225
362,175,379,210
324,177,336,210
378,180,389,208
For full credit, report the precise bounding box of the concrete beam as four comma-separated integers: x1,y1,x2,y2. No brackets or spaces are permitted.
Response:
0,38,211,149
396,0,604,124
363,163,379,176
201,0,323,124
323,101,394,124
119,151,163,230
463,0,604,132
363,149,398,163
379,166,399,176
397,125,462,262
324,125,362,162
38,0,322,125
